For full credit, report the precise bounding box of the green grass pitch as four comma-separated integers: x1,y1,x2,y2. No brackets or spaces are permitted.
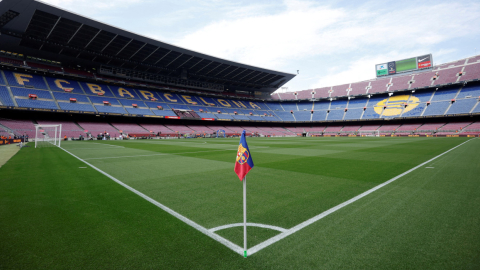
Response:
1,137,479,269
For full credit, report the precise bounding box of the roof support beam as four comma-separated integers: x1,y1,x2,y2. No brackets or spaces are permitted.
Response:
115,38,133,56
39,16,62,50
165,53,183,67
188,58,203,70
195,61,213,74
230,68,246,79
154,50,171,65
128,43,146,59
100,34,117,52
67,24,83,44
215,65,232,76
142,47,159,62
237,70,256,81
253,73,270,83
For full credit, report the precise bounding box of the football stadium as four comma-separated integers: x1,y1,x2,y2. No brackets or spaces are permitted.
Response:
1,0,480,269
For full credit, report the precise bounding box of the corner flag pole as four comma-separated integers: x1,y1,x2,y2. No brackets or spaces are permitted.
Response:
243,175,247,258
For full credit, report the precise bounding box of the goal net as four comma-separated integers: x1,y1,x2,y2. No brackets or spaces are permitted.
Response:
35,124,62,148
358,130,380,137
216,129,226,138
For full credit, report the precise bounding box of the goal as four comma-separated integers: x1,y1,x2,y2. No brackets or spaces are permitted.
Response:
35,124,62,148
358,130,380,137
216,129,226,138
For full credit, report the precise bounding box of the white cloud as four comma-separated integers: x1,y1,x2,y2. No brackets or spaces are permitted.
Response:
174,0,480,90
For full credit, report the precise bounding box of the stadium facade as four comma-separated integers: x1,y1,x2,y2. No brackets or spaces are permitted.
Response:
0,0,479,138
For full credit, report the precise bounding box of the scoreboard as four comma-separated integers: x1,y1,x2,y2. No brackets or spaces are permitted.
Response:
376,54,432,77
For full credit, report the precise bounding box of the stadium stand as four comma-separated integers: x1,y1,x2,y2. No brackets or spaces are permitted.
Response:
0,86,15,106
0,119,36,137
77,121,119,135
36,120,84,138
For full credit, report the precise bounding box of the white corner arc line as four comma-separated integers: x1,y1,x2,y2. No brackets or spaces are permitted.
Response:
247,138,475,256
209,223,287,233
59,147,244,256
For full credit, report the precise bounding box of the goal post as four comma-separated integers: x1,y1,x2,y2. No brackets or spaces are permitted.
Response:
358,130,380,137
216,129,226,138
35,124,62,148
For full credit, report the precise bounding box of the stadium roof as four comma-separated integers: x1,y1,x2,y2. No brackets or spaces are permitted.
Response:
0,0,296,93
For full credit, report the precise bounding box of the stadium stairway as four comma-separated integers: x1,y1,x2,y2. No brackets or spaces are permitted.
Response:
0,122,14,136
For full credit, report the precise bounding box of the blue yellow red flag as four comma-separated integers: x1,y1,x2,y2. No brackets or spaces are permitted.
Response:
234,130,254,181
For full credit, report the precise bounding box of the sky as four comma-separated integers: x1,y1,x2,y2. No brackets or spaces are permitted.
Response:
41,0,480,93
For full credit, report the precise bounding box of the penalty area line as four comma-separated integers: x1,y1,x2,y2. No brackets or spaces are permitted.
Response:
247,138,476,256
59,147,244,256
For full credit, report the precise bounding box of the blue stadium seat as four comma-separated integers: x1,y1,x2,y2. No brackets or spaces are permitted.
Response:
294,111,311,121
125,108,154,115
153,110,178,117
53,92,90,103
80,82,115,97
423,101,450,116
313,101,330,110
410,91,434,102
197,112,216,118
94,105,127,114
275,111,295,121
445,99,478,114
248,116,267,121
157,92,185,104
222,108,238,114
311,111,327,121
119,99,146,107
281,103,297,111
58,102,96,112
401,103,426,117
362,107,381,119
109,86,141,99
45,77,84,94
190,105,213,112
233,115,250,120
456,85,480,99
0,86,15,106
347,99,367,108
327,110,345,120
4,71,48,89
0,72,5,85
145,101,171,109
330,100,348,110
297,102,313,111
169,104,191,110
472,103,480,113
344,108,363,120
431,88,460,101
366,95,388,107
89,96,120,105
265,103,284,111
195,96,218,106
16,99,58,109
215,114,234,120
10,87,53,99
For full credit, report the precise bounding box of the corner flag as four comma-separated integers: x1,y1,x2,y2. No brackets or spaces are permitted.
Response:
234,130,254,181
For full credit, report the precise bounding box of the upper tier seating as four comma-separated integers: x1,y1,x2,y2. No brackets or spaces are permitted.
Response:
0,86,15,106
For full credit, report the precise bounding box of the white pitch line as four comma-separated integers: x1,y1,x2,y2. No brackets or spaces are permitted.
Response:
84,154,167,160
425,167,435,169
247,138,475,256
59,147,244,256
83,149,234,160
209,223,287,233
